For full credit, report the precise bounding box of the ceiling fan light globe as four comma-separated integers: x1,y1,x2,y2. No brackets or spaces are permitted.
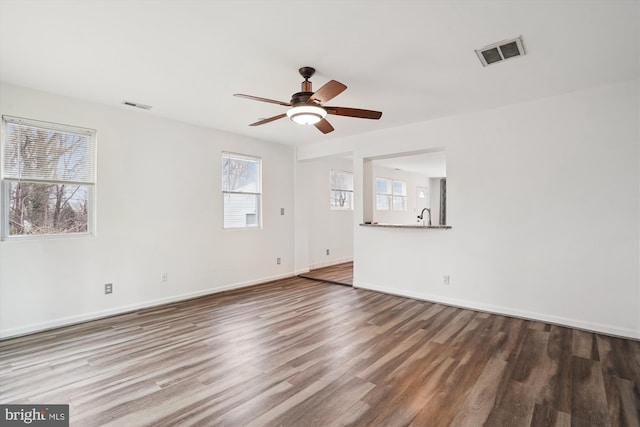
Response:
286,105,326,125
291,114,322,125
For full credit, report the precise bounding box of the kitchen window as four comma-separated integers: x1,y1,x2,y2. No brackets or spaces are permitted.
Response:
375,177,406,211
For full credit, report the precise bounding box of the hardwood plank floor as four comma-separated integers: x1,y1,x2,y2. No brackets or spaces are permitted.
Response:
1,276,639,426
298,262,353,286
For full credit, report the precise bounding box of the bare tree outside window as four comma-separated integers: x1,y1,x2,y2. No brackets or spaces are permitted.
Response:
2,117,96,237
222,155,258,193
330,170,353,210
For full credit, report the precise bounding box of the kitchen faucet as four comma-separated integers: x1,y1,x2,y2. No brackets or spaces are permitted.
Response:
417,208,432,226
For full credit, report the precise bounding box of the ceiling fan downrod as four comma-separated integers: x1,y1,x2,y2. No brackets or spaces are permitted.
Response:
298,66,315,93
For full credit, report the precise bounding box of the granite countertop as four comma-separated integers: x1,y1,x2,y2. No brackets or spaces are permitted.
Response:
359,223,452,229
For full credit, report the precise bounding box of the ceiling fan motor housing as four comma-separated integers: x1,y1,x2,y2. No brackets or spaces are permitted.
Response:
290,92,313,105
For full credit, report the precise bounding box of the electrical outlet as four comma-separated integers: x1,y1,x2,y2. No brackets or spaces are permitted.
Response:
277,257,281,265
280,208,285,215
161,272,168,282
104,283,113,294
326,249,330,256
443,275,450,285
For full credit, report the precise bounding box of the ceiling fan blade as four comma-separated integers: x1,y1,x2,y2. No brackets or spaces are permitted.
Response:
307,80,347,104
325,106,382,120
314,118,335,134
234,94,291,107
249,113,287,126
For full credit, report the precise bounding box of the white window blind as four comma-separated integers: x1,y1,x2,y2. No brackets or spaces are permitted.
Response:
2,116,96,185
2,116,96,237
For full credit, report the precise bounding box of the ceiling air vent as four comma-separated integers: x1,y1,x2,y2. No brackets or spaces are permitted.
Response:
475,36,525,67
122,101,152,110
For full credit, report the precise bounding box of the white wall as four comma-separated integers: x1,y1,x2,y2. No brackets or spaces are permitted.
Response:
295,156,354,271
300,79,640,339
0,83,296,338
3,80,638,340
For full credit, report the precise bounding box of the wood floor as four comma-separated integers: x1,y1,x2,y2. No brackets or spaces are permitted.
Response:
1,277,639,427
298,262,353,286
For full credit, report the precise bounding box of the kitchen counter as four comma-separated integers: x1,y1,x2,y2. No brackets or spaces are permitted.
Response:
359,223,452,229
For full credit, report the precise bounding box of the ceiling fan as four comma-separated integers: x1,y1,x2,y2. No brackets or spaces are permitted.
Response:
234,67,382,134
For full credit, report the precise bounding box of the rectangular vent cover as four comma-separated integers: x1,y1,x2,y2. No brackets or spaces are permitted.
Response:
475,36,525,67
122,101,152,110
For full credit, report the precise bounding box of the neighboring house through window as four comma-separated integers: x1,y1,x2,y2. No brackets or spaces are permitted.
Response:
222,152,261,228
1,116,96,238
330,169,353,210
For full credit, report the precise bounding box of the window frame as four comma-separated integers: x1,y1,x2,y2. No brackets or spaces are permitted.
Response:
375,177,407,211
330,169,354,211
391,179,407,211
1,115,97,240
221,151,262,229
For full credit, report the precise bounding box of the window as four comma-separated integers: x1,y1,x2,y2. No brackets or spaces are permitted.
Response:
1,116,96,238
330,169,353,210
375,178,391,210
375,177,406,211
222,152,261,228
392,180,407,211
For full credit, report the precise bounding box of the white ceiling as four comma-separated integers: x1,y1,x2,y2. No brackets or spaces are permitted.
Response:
1,1,638,147
374,151,447,178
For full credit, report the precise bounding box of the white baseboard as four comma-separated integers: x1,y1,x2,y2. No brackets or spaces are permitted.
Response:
308,257,353,271
0,272,296,339
353,282,640,340
5,273,636,341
